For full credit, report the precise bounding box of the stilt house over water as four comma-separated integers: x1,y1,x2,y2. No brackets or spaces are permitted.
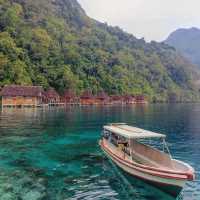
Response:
95,91,110,105
135,95,147,104
1,85,44,107
80,90,94,105
43,88,60,104
123,95,136,104
110,95,123,104
62,90,77,104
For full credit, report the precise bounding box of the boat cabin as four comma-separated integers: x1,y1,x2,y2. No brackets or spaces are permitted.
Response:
102,123,173,168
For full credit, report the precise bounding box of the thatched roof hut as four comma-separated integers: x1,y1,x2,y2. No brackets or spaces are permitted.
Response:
110,95,123,104
135,95,145,101
80,90,95,105
135,95,147,104
43,88,60,103
62,89,77,103
110,95,122,101
80,90,94,99
1,85,43,97
96,91,109,100
63,89,76,99
123,95,136,104
1,85,44,107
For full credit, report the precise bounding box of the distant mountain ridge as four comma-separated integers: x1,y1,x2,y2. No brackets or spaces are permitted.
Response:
165,27,200,67
0,0,200,102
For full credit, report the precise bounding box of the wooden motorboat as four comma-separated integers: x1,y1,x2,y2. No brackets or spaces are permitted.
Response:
99,123,195,197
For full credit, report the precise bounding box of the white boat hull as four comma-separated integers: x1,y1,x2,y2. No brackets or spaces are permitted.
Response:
100,140,189,196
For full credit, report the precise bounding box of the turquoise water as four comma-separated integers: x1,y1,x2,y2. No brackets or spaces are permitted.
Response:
0,104,199,200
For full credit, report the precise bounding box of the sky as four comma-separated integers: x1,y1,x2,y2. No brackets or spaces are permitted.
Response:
78,0,200,42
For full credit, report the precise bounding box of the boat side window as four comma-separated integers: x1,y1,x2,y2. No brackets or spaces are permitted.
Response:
110,132,119,146
118,137,130,156
102,129,110,140
136,138,171,155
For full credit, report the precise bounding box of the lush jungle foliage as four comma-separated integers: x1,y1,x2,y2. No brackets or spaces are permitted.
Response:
0,0,200,102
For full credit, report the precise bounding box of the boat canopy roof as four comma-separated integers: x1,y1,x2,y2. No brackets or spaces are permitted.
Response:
104,123,166,139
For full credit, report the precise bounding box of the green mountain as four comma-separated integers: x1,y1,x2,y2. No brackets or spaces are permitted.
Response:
0,0,200,102
165,27,200,67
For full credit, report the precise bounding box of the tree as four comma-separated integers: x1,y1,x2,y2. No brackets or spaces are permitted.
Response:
9,60,32,85
31,28,52,59
0,3,23,30
0,53,9,85
0,32,23,59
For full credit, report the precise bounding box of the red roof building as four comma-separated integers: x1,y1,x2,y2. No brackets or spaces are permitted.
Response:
80,90,95,105
1,85,44,107
61,90,77,104
95,91,110,105
135,95,147,104
43,88,60,104
123,95,136,104
110,95,123,105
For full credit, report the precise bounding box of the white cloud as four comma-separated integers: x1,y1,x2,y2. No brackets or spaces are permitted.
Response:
78,0,200,41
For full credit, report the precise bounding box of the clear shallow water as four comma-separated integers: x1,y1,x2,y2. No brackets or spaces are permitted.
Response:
0,104,199,200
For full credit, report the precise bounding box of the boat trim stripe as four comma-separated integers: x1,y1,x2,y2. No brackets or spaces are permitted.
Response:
101,141,188,180
101,140,193,176
106,152,183,193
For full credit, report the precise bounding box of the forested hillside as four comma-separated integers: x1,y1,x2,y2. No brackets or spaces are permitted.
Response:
0,0,200,102
165,27,200,67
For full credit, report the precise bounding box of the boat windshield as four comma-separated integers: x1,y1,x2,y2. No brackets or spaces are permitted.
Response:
137,138,171,155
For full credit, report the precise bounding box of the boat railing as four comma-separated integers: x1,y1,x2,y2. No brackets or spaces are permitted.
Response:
131,140,174,168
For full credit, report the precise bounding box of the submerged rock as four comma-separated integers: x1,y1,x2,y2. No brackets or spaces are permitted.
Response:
1,193,15,200
37,178,47,186
19,176,33,188
31,168,45,177
21,190,46,200
0,168,50,200
3,183,13,192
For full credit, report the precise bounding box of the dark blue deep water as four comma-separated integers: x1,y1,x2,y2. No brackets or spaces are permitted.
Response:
0,104,199,200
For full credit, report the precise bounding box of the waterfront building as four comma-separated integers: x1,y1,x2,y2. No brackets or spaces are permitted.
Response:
1,85,43,107
61,90,77,104
95,91,110,105
123,95,136,104
80,90,94,105
135,95,147,104
110,95,123,105
43,88,60,105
